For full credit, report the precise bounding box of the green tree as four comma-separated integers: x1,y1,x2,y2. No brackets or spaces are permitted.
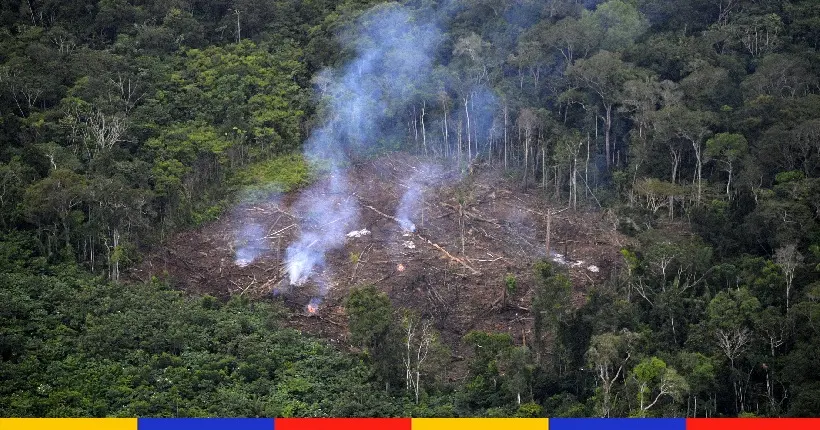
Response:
531,261,572,364
706,132,748,200
707,287,761,414
651,105,715,205
677,352,717,417
345,284,401,391
566,51,642,168
581,0,649,52
586,330,639,417
23,169,87,254
630,356,688,417
460,331,514,410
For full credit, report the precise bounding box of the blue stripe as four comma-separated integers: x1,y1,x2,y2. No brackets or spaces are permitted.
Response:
550,418,687,430
138,418,274,430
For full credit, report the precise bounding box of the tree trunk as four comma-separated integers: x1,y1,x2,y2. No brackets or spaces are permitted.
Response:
693,139,703,206
421,102,427,156
504,103,508,170
531,142,536,180
542,144,547,188
604,104,612,169
471,95,478,159
111,228,120,281
585,133,590,199
442,102,449,158
545,211,551,255
464,96,472,161
457,121,462,167
522,128,530,189
413,105,419,151
786,277,792,311
572,150,578,209
670,147,680,184
235,10,241,43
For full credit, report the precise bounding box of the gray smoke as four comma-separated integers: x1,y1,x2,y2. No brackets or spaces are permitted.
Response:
285,4,442,286
395,164,444,232
234,222,268,267
234,194,282,267
285,169,356,285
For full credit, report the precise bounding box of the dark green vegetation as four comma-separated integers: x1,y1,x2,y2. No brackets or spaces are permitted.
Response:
1,0,819,418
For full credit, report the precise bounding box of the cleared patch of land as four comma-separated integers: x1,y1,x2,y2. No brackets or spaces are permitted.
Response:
131,152,627,356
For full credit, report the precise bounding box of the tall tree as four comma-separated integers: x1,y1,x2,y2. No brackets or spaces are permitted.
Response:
586,329,638,417
705,132,748,200
651,105,715,205
566,51,641,169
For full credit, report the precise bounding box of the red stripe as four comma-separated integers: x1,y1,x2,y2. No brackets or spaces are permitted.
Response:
275,418,411,430
687,418,820,430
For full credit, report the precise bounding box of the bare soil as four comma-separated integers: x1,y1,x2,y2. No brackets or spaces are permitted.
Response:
130,152,628,358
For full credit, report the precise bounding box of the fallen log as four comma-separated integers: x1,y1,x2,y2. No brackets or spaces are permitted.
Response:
360,202,405,225
350,243,372,283
302,314,344,327
265,223,296,238
416,232,480,275
439,202,500,226
359,200,480,275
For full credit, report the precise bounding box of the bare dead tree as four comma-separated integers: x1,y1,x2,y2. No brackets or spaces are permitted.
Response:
86,110,127,154
110,74,144,115
716,327,751,369
234,9,241,43
775,244,803,311
637,368,687,414
716,326,752,413
403,316,436,404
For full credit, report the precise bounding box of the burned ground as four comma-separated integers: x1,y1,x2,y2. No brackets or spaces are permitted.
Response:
131,152,627,359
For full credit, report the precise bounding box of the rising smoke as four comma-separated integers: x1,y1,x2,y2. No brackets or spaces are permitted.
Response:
284,4,442,288
284,168,357,285
234,221,268,267
234,1,506,306
234,195,280,267
395,163,445,232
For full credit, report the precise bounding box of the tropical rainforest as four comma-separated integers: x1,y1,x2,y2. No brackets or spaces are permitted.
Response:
1,0,819,419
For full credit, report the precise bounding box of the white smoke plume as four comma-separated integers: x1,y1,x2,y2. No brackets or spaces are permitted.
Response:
284,4,442,287
285,168,357,285
395,164,444,232
234,222,268,267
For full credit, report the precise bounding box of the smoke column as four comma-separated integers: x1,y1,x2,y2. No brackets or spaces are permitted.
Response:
395,164,444,232
285,4,442,287
234,222,268,267
285,169,356,285
234,195,280,267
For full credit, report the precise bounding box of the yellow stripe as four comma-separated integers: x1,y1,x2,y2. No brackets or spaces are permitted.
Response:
0,418,137,430
412,418,548,430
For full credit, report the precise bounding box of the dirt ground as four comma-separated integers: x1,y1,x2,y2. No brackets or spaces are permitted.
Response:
130,152,628,356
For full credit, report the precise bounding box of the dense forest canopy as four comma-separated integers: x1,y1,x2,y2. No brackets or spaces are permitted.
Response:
1,0,819,418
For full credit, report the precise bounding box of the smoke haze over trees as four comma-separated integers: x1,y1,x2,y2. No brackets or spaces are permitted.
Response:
1,0,820,418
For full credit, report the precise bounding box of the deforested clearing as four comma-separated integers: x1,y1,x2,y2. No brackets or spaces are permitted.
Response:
132,152,625,355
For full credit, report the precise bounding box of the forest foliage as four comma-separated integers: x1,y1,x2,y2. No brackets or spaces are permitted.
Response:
1,0,819,418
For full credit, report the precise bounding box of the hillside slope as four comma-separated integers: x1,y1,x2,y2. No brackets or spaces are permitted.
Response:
132,153,625,354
